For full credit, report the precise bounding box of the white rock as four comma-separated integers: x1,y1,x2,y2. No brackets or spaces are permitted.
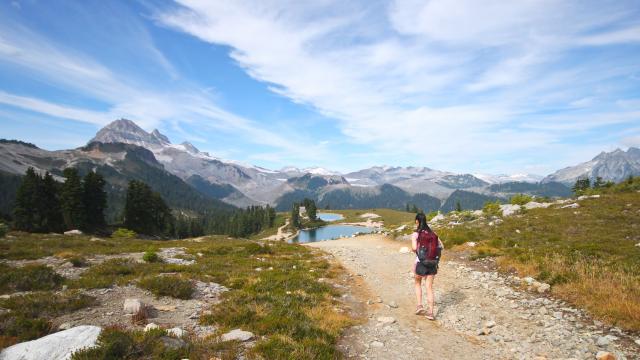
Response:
167,327,186,338
634,338,640,346
500,204,521,217
370,341,384,348
523,277,535,285
0,325,101,360
524,202,552,210
430,213,445,223
485,320,496,328
466,242,477,247
537,283,551,293
635,243,640,247
377,316,396,324
388,301,398,309
144,323,160,332
395,225,407,231
561,203,580,209
63,229,83,236
221,329,254,342
399,247,410,254
123,298,144,314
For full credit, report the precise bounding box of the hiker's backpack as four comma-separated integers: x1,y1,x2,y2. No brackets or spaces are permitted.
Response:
416,230,440,266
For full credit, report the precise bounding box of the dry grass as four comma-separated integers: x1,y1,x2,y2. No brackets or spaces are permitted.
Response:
440,192,640,331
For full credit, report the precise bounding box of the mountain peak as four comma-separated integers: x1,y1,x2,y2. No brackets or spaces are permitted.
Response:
180,141,199,154
151,129,171,144
90,119,166,148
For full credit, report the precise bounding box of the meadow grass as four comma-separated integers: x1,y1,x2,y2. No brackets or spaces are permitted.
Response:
437,192,640,330
329,208,415,228
0,232,354,359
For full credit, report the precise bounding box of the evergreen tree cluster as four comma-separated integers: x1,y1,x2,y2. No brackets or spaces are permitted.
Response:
123,180,173,236
301,198,317,221
572,176,615,196
13,167,107,233
225,205,276,238
290,203,301,229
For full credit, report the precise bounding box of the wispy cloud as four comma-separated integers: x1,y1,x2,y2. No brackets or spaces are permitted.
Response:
158,0,640,173
0,7,324,164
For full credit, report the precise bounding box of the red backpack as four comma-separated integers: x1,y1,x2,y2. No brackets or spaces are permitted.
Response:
416,230,440,263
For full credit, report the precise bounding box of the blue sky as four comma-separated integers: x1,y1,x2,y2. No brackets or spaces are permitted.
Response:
1,0,639,175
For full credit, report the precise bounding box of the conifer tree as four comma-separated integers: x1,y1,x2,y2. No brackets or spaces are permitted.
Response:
455,201,462,212
39,172,63,232
13,167,40,231
61,168,85,230
290,203,300,229
82,171,107,230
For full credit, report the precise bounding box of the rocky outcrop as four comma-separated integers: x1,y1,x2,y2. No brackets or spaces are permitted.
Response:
0,325,101,360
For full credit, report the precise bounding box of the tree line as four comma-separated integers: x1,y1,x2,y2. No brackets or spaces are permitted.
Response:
13,167,107,233
10,167,276,238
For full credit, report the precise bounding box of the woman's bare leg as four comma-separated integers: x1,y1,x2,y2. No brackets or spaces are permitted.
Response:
414,276,423,306
425,275,435,314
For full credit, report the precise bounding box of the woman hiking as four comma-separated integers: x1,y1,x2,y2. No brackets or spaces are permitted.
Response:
412,212,444,320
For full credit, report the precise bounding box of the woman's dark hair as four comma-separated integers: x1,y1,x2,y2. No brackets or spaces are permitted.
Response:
415,212,432,232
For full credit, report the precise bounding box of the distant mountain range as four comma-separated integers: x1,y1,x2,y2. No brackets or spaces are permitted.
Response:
543,147,640,185
3,119,637,216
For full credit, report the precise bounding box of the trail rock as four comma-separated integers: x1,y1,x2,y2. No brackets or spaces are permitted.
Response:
123,298,145,314
221,329,254,342
399,247,410,254
0,325,101,360
370,341,384,348
388,301,398,309
536,283,551,293
377,316,396,324
596,336,610,346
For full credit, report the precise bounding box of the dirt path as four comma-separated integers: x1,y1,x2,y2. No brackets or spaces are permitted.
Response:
262,219,292,241
308,234,637,360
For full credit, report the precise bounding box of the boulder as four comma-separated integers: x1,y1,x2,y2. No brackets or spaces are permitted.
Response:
221,329,254,342
123,298,145,314
430,213,445,223
536,283,551,293
524,202,552,210
63,229,83,236
500,204,521,217
596,351,616,360
0,325,101,360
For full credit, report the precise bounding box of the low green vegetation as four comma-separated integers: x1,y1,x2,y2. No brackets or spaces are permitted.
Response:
509,193,533,205
482,200,502,217
0,264,63,293
138,276,194,300
439,191,640,331
0,291,96,347
112,228,136,239
142,250,160,263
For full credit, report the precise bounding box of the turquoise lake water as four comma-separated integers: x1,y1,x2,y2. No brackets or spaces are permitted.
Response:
317,212,344,221
290,224,374,243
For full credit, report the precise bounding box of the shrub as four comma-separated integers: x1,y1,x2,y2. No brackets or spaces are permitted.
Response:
143,251,160,263
112,228,136,239
510,193,533,205
138,276,194,300
482,201,502,217
0,264,63,293
69,256,88,268
0,222,7,238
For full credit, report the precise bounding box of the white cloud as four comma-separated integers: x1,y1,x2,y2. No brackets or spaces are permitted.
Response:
158,0,640,173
